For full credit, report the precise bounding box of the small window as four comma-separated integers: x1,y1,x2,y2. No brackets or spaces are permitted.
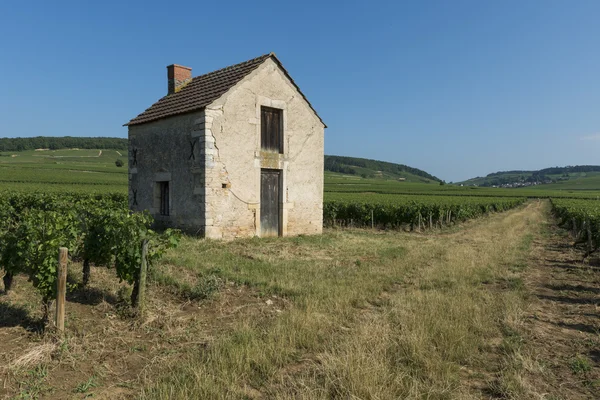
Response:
158,181,169,216
261,106,283,153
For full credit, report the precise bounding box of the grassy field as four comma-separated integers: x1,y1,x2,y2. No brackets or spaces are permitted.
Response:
529,172,600,190
0,149,127,193
143,202,546,399
2,201,597,398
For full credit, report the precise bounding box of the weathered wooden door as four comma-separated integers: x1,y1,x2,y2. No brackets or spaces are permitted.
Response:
260,169,281,237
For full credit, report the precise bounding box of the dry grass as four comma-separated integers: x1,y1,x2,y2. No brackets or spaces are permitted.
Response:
7,342,56,370
0,265,279,399
140,202,546,399
0,201,553,399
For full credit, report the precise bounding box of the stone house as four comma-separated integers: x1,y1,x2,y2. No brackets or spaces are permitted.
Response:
125,53,326,239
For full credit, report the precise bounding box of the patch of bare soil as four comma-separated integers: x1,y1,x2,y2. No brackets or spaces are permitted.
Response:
524,217,600,399
0,267,286,399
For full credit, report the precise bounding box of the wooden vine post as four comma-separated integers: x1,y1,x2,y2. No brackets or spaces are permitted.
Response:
2,272,13,292
586,219,593,254
56,247,68,333
133,239,149,313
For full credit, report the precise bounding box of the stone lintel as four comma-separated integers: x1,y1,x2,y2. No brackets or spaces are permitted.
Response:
154,172,171,181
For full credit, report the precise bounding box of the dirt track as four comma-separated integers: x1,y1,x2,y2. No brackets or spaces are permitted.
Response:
523,207,600,399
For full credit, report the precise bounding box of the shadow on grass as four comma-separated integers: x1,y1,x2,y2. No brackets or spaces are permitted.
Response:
554,321,600,335
543,261,600,272
0,302,45,333
589,349,600,364
544,283,600,294
546,243,574,252
66,285,118,306
537,294,597,305
481,382,511,399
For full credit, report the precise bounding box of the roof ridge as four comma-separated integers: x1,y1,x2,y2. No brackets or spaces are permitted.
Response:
125,53,272,126
190,53,272,82
126,52,325,127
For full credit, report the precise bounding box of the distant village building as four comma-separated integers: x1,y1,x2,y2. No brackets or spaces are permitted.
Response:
125,53,326,239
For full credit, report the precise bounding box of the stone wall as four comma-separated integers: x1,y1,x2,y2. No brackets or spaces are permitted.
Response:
128,110,205,233
205,58,325,239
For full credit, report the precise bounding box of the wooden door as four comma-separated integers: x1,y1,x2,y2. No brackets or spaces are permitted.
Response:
261,169,281,237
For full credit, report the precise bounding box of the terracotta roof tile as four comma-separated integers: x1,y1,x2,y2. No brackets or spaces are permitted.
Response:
125,53,325,127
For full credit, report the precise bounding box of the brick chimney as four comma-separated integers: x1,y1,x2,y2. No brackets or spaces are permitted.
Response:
167,64,192,94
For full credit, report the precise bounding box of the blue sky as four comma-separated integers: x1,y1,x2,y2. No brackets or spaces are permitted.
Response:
0,0,599,182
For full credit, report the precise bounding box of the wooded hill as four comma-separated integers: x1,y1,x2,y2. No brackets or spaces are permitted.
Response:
325,155,441,183
0,137,128,152
461,165,600,187
1,137,442,183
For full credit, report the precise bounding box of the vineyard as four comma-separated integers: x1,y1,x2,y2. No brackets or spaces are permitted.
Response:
0,148,128,194
325,175,600,199
1,158,598,326
324,193,526,229
3,179,594,318
0,192,179,323
0,185,533,329
1,179,599,398
551,198,600,257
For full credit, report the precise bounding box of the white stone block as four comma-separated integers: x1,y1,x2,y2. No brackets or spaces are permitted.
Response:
271,99,286,109
205,226,222,239
205,109,222,118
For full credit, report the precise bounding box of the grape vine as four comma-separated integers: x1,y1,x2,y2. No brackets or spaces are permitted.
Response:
0,192,180,322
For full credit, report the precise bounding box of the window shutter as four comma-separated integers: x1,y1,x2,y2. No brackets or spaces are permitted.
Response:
261,107,283,153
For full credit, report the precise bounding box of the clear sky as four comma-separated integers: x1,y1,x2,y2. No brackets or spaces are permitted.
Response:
0,0,599,182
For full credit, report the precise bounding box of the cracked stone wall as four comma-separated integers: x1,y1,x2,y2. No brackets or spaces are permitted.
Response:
128,110,205,233
205,58,325,239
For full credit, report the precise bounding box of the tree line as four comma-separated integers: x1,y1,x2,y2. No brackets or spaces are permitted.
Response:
487,165,600,178
0,136,128,152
